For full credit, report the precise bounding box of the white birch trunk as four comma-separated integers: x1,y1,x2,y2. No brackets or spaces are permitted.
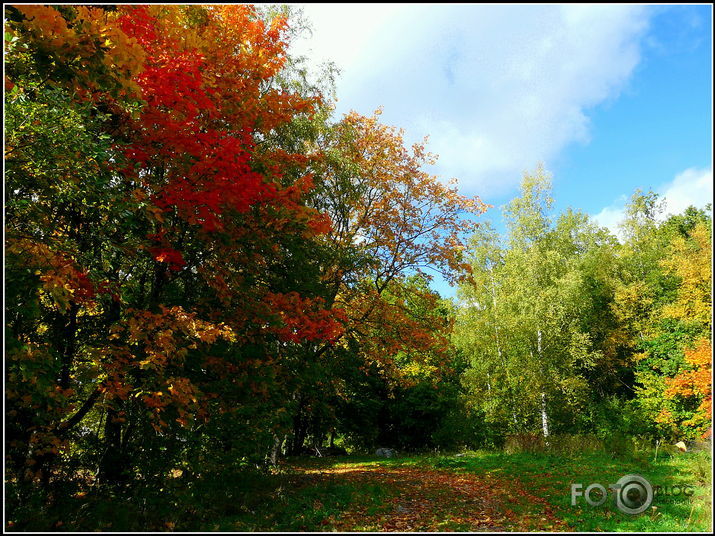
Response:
537,329,550,439
541,391,550,439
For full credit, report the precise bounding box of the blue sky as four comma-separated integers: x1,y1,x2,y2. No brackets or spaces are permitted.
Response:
290,4,713,297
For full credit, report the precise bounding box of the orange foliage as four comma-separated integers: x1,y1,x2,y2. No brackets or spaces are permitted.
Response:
316,110,488,379
664,338,712,436
6,238,96,312
325,110,488,286
264,292,346,343
13,5,145,98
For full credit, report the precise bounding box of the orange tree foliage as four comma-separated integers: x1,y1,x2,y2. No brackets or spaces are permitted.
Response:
275,110,487,451
5,4,341,483
664,338,712,437
312,110,487,368
641,218,713,440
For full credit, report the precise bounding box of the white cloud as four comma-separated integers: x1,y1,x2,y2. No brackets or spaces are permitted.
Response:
289,5,405,77
592,197,629,239
592,167,713,238
660,167,713,217
290,4,651,197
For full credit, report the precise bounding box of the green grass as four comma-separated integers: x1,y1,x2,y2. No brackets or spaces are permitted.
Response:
417,449,712,532
6,449,711,532
274,449,712,532
246,449,711,532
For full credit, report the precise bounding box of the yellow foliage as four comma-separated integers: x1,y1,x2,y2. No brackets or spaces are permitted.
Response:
660,222,712,328
13,5,145,97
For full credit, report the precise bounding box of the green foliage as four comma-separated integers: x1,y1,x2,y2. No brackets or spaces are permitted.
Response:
456,169,625,439
456,168,712,445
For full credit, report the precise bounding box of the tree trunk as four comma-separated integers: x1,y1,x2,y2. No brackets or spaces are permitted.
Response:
98,406,125,484
537,329,550,440
59,303,78,390
289,398,307,455
540,392,550,439
97,295,127,484
268,435,282,465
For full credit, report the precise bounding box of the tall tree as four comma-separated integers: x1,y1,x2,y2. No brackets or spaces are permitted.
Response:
458,168,624,438
279,109,488,452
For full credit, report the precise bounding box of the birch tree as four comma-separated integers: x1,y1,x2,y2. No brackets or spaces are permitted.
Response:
457,168,614,437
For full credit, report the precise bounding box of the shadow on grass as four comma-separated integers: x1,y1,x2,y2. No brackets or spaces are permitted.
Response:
6,450,711,532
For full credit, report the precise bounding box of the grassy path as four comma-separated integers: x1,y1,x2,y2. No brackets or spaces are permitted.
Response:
292,460,568,531
7,450,710,531
273,450,711,532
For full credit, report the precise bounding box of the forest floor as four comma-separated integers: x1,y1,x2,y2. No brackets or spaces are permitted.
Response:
280,458,568,531
214,450,711,532
7,449,711,532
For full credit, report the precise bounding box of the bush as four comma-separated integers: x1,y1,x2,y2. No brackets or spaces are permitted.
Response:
502,433,661,458
545,434,605,456
504,433,546,454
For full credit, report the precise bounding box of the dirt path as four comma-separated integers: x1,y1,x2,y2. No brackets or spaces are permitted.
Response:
295,462,570,532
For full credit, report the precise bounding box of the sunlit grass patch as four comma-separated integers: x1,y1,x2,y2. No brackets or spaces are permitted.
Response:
421,449,711,532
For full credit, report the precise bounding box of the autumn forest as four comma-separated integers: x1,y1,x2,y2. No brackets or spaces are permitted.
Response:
4,5,712,532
